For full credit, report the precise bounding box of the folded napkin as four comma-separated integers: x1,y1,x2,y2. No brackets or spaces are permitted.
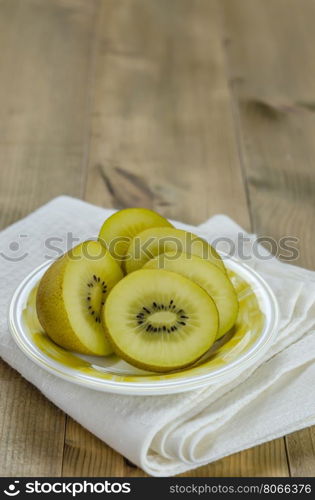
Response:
1,196,315,476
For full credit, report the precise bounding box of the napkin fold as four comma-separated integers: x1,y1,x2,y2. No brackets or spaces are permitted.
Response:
0,196,315,476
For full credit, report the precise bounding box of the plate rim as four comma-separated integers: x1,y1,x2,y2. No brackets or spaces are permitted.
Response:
8,256,279,395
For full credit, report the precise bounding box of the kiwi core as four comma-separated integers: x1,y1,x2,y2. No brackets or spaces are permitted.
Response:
150,311,176,325
135,300,189,333
86,274,107,324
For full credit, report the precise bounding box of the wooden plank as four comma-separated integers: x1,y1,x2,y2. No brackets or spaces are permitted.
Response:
185,441,289,477
62,419,126,477
0,0,98,476
0,0,97,228
221,0,315,477
0,362,65,476
84,0,250,227
285,429,315,477
69,0,290,477
121,440,289,478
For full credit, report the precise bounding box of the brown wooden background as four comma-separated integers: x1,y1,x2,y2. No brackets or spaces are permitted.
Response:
1,0,315,477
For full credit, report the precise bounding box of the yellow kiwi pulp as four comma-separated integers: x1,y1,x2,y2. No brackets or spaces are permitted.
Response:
125,227,226,275
104,269,219,372
144,252,238,339
36,240,123,355
98,208,173,268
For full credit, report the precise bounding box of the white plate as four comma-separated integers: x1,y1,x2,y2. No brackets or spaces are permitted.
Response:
9,256,279,395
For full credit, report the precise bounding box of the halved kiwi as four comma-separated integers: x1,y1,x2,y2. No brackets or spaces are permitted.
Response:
144,252,238,339
36,240,123,355
124,227,225,274
98,208,173,267
104,269,219,372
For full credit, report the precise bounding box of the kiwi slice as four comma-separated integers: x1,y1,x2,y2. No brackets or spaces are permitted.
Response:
125,227,225,275
144,252,238,339
36,240,123,355
98,208,173,267
104,269,219,372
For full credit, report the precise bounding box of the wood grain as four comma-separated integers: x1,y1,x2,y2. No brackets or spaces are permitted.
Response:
84,0,250,227
0,0,98,476
221,0,315,270
221,0,315,477
0,362,65,476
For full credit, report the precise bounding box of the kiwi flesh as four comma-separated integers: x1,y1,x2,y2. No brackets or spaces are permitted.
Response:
125,227,225,275
144,252,238,339
36,240,123,355
104,269,219,372
98,208,173,267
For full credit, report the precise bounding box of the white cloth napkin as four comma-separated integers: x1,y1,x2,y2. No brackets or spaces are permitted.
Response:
1,196,315,477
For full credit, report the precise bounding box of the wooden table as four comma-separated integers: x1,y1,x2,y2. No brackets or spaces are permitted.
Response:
1,0,315,477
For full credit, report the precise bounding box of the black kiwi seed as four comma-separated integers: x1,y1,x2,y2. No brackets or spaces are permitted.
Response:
135,301,190,333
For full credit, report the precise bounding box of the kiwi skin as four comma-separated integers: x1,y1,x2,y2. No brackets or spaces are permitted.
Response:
102,336,211,373
36,253,92,355
103,269,219,372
